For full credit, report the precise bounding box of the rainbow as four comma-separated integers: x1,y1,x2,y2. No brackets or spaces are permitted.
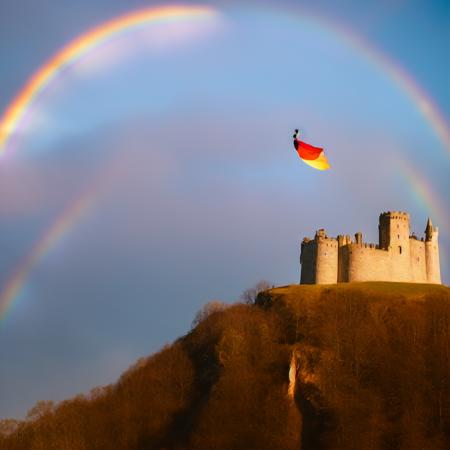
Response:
0,4,217,154
0,189,96,319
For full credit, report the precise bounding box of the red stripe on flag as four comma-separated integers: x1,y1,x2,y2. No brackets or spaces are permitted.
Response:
294,139,324,160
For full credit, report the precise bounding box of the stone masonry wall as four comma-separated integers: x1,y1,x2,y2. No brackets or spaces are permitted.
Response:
426,241,441,283
409,239,427,283
300,240,317,284
338,245,350,282
315,238,338,284
347,245,391,282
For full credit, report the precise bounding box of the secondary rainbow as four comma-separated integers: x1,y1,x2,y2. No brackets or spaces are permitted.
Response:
0,189,96,320
396,158,450,235
0,4,217,154
396,157,449,272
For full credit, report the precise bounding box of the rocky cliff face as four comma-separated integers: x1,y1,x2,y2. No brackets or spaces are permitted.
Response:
258,282,450,450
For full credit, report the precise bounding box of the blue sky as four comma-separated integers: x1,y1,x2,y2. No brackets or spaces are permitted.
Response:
0,0,449,419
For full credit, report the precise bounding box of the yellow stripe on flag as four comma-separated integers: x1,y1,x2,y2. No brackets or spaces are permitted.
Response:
302,151,331,170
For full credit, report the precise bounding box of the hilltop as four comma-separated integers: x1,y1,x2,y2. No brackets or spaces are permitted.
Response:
1,282,449,450
258,281,449,305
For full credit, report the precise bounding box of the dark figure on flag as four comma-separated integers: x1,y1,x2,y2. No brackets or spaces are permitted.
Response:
293,129,330,170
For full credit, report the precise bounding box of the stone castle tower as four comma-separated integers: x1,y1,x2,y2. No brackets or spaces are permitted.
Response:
300,211,441,284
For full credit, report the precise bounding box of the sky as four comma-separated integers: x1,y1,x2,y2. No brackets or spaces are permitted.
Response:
0,0,449,419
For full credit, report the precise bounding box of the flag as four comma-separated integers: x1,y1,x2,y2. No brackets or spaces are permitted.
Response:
294,138,330,170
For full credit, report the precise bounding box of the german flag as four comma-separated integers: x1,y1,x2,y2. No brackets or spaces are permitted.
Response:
293,130,330,170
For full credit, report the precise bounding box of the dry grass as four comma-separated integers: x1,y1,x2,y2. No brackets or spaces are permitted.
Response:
266,282,449,303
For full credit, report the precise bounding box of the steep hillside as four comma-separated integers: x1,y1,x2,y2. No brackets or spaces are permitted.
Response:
1,283,449,450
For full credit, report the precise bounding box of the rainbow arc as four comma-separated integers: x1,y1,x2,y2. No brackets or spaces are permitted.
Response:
0,5,217,154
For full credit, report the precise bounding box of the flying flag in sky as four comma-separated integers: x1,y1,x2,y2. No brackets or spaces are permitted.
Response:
293,129,330,170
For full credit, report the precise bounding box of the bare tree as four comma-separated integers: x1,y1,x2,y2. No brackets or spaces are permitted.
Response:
192,300,228,327
240,280,272,304
0,419,20,436
26,400,55,421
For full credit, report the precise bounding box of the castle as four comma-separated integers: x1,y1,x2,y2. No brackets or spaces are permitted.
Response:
300,211,441,284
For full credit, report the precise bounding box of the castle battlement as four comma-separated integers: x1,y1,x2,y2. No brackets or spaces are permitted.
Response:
300,211,441,284
380,211,410,219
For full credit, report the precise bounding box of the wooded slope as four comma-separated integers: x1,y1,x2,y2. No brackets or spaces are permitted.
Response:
1,282,449,450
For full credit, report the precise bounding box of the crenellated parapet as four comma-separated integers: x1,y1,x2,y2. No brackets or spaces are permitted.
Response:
379,211,410,221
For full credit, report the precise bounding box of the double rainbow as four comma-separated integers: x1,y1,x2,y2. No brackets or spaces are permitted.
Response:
0,4,217,321
1,4,449,322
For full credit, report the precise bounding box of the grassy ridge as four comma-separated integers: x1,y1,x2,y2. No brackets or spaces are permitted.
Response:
267,281,449,300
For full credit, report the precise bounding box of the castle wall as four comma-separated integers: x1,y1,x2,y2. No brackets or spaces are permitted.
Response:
300,240,317,284
409,239,427,283
315,238,338,284
338,246,350,282
425,241,441,284
347,244,392,282
389,242,412,282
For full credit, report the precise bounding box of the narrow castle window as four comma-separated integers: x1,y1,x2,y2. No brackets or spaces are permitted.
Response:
399,246,402,254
